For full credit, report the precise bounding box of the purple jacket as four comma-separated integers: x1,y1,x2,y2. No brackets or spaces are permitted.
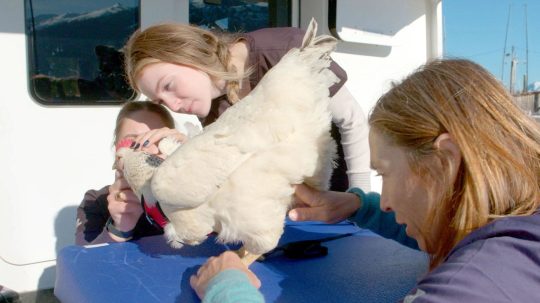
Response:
404,209,540,302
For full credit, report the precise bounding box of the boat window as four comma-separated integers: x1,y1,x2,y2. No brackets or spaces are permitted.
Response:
328,0,412,46
24,0,139,105
190,0,290,31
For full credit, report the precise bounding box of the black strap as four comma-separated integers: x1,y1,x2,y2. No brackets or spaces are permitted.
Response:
262,232,354,260
105,217,135,239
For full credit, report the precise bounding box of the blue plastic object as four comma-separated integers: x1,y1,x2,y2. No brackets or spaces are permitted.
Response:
55,221,428,303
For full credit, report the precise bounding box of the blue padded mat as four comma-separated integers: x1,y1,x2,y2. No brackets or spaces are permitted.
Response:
55,221,428,303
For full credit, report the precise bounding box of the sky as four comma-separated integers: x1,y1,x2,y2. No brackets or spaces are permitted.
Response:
443,0,540,92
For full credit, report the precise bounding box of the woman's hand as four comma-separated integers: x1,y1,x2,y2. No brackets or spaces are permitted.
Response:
106,170,143,241
190,251,261,300
288,183,361,223
131,127,187,155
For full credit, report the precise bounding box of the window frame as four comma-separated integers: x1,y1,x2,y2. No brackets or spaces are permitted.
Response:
24,0,141,105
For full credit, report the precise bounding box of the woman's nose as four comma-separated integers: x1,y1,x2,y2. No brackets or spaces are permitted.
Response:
158,94,177,110
160,95,173,106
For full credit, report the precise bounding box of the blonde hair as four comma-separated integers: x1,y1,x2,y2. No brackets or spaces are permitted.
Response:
370,59,540,269
124,23,248,104
113,101,175,145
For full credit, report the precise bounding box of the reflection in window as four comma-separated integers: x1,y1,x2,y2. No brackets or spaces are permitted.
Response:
25,0,139,104
189,0,290,32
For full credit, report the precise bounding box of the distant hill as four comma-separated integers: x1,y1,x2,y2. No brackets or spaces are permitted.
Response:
29,4,138,79
32,4,137,40
189,1,269,31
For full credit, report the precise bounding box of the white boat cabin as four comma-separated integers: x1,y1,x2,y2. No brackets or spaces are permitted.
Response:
0,0,442,298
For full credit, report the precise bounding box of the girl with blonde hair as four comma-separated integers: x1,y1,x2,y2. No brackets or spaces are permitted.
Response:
123,22,371,192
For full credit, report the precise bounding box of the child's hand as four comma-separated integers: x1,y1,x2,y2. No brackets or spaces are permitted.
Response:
106,170,143,241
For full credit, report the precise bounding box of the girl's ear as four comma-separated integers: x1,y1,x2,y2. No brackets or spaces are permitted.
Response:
433,133,462,176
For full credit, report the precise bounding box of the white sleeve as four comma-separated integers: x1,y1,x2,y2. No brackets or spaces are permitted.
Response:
329,86,371,192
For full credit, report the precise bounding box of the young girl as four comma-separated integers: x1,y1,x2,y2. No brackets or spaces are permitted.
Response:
76,101,182,245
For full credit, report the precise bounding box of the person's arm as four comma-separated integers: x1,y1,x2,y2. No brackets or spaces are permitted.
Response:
190,251,263,303
203,270,264,303
105,170,144,241
75,170,144,245
75,186,116,245
329,86,371,192
347,188,418,249
289,184,361,224
289,184,418,249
